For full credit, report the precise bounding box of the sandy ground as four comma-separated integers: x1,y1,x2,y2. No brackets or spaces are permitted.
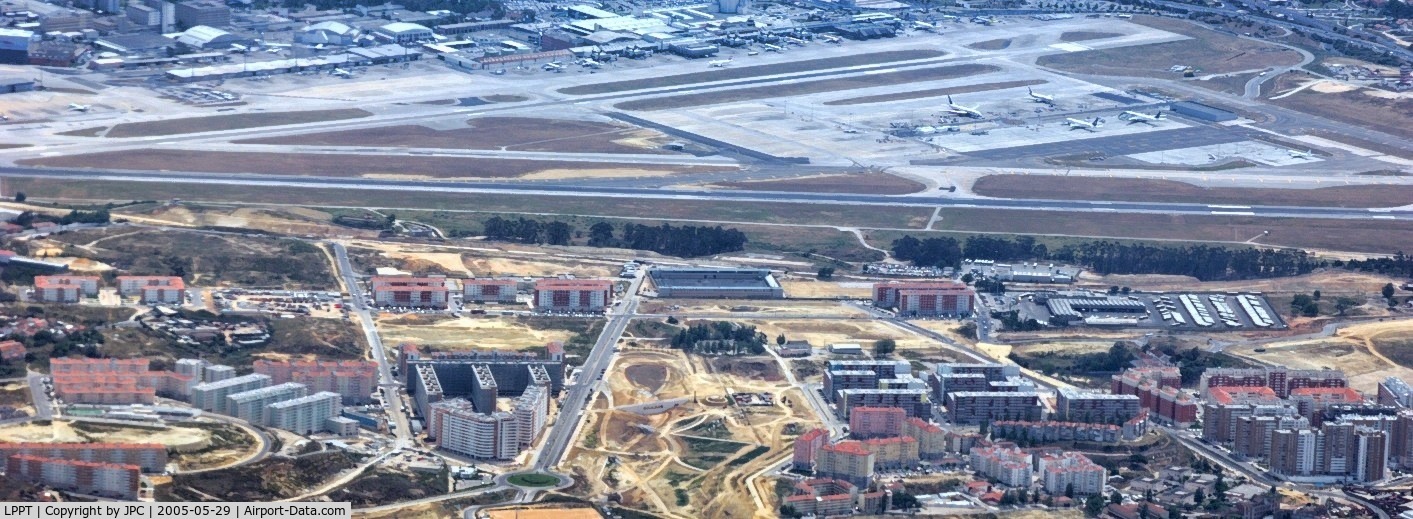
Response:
462,254,616,279
746,319,933,355
639,299,869,317
118,205,368,238
778,280,874,299
0,421,213,446
1010,340,1118,355
374,315,568,350
485,508,601,519
1227,320,1413,393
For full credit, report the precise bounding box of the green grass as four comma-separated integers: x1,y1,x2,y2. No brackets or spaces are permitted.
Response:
506,472,559,487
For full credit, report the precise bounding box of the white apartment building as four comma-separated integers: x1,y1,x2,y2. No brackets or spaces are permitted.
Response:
116,276,185,304
1039,452,1107,496
191,374,271,414
266,392,342,435
34,276,100,302
227,382,308,424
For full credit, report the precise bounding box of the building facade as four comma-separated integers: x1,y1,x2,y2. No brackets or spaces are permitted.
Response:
34,276,99,302
6,455,140,499
370,276,450,308
0,443,166,473
462,278,518,303
872,281,975,317
266,392,342,435
116,276,185,304
532,279,612,311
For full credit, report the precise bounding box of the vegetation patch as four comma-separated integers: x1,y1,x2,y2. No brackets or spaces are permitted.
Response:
161,451,361,501
506,473,560,487
328,467,447,506
42,228,335,289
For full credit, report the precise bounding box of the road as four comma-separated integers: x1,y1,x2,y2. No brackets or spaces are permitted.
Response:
26,371,53,420
2,167,1410,221
530,272,647,473
330,242,411,444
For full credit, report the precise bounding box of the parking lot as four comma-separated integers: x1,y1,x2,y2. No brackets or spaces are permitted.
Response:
1015,290,1286,331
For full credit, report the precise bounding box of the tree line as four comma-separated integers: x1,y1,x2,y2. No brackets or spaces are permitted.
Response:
669,321,765,355
477,218,747,257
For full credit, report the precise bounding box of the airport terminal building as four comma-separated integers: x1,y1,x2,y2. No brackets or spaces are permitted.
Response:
648,268,783,299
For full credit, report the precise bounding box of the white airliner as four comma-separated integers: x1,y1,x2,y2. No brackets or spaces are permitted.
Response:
913,21,936,32
819,34,841,43
1121,111,1164,124
1026,87,1054,104
1066,117,1104,131
762,44,783,52
331,68,352,77
945,95,983,118
67,104,90,112
709,58,732,68
1289,149,1315,159
542,62,565,71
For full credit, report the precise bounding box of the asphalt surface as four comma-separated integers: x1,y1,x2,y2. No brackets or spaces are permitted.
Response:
26,371,53,420
956,125,1247,161
330,242,411,445
2,167,1410,221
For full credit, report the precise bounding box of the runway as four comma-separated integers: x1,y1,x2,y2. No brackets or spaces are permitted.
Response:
4,165,1410,221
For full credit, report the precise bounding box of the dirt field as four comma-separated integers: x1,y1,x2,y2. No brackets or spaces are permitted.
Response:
1266,75,1413,142
615,64,1000,111
0,421,217,448
745,319,946,361
711,172,925,194
639,299,868,317
777,279,874,299
1060,31,1123,42
116,204,372,238
98,109,372,138
1191,72,1260,96
375,315,574,350
559,49,946,95
20,150,731,180
562,349,821,519
1227,320,1413,393
971,174,1413,208
822,79,1048,105
485,507,601,519
967,38,1012,50
235,117,676,155
0,382,31,409
1038,16,1302,77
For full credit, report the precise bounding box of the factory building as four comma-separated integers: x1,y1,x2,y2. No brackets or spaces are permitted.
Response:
1054,388,1141,424
462,278,519,303
6,455,140,500
265,392,343,435
532,278,612,311
175,25,248,51
370,276,450,308
254,359,379,405
191,374,272,414
0,28,35,65
648,268,783,299
872,281,974,317
33,275,99,302
116,276,185,304
0,443,167,473
297,21,358,45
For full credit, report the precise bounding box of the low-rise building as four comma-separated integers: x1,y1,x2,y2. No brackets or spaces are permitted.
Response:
0,442,167,473
34,275,100,302
6,455,140,499
116,276,185,304
782,479,889,517
0,340,22,362
370,276,450,308
462,278,518,303
532,278,612,311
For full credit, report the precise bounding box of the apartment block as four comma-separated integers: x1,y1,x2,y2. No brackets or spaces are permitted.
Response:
34,275,99,302
174,0,230,27
1055,387,1141,424
370,276,450,308
902,418,947,460
837,389,930,419
116,276,185,304
849,407,906,439
815,441,875,487
1290,387,1364,424
0,442,167,473
1233,414,1309,460
191,374,272,414
792,428,829,471
1111,366,1181,394
1270,424,1391,482
50,357,195,404
532,278,612,311
782,479,889,517
1378,377,1413,408
0,340,22,362
992,420,1124,443
1200,367,1348,398
969,445,1032,487
872,281,975,316
1039,452,1106,496
227,382,308,424
254,359,378,404
6,455,140,499
863,436,918,469
1203,399,1299,445
946,391,1042,425
926,372,989,401
462,278,519,303
427,385,548,460
266,392,342,435
203,364,236,382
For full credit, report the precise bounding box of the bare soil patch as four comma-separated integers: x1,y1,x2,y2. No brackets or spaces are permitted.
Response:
235,117,674,155
1060,31,1123,42
56,127,106,137
615,64,999,111
1038,16,1301,77
1267,77,1413,144
972,174,1413,208
625,364,669,392
712,172,924,194
559,50,946,95
19,150,728,179
824,79,1047,106
967,38,1012,50
100,109,372,138
1191,72,1259,96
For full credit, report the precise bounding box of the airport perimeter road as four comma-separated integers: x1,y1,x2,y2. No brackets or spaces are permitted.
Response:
3,167,1412,222
330,241,411,445
532,273,647,473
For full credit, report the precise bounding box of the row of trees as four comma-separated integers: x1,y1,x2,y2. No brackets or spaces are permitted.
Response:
479,218,748,257
482,217,573,246
669,321,765,355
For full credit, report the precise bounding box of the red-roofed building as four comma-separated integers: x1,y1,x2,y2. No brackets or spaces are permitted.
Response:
1289,387,1364,423
0,443,167,473
903,417,947,459
873,281,975,317
370,276,450,308
0,340,23,362
1208,386,1279,405
254,359,379,404
34,276,100,303
863,435,919,468
6,454,141,500
817,440,875,487
533,279,612,311
50,358,195,404
116,276,185,304
782,479,890,517
850,406,906,439
793,428,828,471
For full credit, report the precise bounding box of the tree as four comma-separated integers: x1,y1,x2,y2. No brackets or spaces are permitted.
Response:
1312,290,1321,301
1110,490,1123,505
1085,494,1106,517
1193,487,1205,505
1168,506,1181,519
891,491,921,510
1383,283,1397,299
544,221,573,246
385,213,397,227
1139,503,1151,519
1335,297,1359,315
874,338,896,357
961,273,974,284
13,192,24,202
779,504,802,518
1214,473,1228,501
588,222,614,247
776,333,787,346
816,267,835,280
1066,482,1075,499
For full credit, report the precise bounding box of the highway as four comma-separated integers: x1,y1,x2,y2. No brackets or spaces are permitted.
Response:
2,167,1411,221
531,272,647,472
330,242,412,446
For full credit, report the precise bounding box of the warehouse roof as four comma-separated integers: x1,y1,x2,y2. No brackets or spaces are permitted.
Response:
305,21,354,35
377,22,431,35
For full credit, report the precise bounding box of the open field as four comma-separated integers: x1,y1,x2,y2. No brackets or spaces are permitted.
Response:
485,507,601,519
375,315,586,350
967,38,1012,50
43,227,335,289
563,349,820,519
778,279,874,299
744,319,954,362
558,49,946,95
1266,75,1413,142
96,109,372,138
116,204,373,238
1038,16,1302,78
0,382,31,408
639,299,868,317
235,117,675,155
711,172,925,194
822,79,1048,105
1191,72,1260,96
1060,31,1123,42
0,420,220,449
971,174,1413,208
1227,320,1413,393
615,64,999,111
19,150,729,180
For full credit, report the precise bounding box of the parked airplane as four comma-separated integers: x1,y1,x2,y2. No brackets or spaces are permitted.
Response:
913,21,936,31
1120,111,1164,124
1066,117,1104,131
1289,149,1315,159
542,62,565,71
945,95,983,118
1026,87,1055,104
580,59,602,68
67,104,90,112
331,68,352,77
819,34,841,43
762,43,784,52
709,58,732,68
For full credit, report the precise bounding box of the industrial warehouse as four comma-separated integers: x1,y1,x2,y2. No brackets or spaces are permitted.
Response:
647,267,783,299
